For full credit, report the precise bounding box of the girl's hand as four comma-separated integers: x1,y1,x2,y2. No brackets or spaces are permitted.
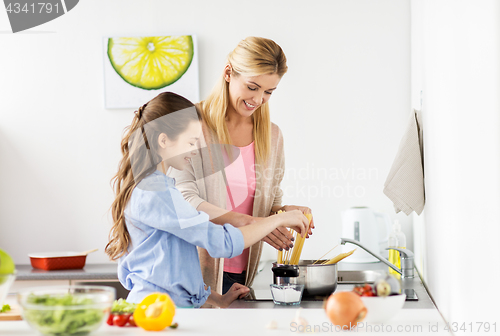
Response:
262,227,294,251
219,283,250,308
253,216,294,251
277,210,308,238
278,205,315,237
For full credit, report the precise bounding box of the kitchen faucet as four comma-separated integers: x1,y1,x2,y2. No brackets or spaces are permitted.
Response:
340,238,415,278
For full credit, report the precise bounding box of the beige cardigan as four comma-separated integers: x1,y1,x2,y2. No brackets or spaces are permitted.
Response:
168,118,285,299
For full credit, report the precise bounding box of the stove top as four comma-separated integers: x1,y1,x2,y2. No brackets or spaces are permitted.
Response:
244,288,328,302
243,287,418,302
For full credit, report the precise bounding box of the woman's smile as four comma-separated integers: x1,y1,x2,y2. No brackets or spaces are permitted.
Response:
243,100,257,111
226,72,281,119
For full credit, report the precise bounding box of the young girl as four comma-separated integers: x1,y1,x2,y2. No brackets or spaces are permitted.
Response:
105,92,308,308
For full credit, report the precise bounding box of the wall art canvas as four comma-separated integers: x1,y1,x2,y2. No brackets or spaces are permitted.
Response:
103,35,199,109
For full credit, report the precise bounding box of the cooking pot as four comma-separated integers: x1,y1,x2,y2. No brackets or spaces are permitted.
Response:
272,260,337,296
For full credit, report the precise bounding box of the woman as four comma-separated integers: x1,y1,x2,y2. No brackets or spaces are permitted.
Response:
169,37,314,300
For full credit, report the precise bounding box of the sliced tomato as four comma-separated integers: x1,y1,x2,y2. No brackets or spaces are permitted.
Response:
106,313,115,326
362,284,374,296
353,286,364,296
113,314,130,327
128,315,137,327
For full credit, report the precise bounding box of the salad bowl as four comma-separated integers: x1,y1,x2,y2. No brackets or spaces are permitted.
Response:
18,285,115,336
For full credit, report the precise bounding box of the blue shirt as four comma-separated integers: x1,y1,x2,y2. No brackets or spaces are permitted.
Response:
118,170,245,308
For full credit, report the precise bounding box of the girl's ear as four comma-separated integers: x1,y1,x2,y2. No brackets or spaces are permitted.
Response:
224,64,232,82
158,133,171,149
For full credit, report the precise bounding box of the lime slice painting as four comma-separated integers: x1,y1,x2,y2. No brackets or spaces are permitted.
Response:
104,35,199,109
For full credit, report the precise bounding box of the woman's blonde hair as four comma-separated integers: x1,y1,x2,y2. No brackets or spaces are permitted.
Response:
199,36,288,164
106,92,200,260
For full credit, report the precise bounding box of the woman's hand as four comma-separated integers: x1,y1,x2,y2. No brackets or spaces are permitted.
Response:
219,283,250,308
262,227,294,251
276,210,309,238
276,205,315,237
249,217,293,251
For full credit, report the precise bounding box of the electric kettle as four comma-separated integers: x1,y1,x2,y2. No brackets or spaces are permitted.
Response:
341,207,391,263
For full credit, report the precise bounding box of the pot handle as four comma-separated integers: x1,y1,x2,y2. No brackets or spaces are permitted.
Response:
272,265,299,278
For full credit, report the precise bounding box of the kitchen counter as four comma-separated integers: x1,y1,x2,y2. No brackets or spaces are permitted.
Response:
229,260,436,309
14,264,118,281
2,261,450,335
13,261,435,309
1,308,451,335
9,264,129,300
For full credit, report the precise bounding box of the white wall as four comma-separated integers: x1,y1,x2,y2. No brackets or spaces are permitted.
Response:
412,0,500,325
0,0,411,265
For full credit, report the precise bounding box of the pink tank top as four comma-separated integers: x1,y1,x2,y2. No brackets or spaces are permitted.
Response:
222,141,256,274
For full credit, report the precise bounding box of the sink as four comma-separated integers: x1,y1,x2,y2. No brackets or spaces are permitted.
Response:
337,270,386,284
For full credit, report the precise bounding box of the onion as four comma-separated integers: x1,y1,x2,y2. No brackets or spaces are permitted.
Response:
324,292,367,330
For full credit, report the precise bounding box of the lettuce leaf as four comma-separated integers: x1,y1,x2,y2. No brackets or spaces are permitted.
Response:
111,298,136,313
24,294,104,335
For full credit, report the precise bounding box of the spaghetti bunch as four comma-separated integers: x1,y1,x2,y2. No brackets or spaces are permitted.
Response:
277,212,313,265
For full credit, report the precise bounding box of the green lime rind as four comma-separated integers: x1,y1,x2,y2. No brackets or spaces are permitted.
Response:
0,249,15,285
107,36,194,91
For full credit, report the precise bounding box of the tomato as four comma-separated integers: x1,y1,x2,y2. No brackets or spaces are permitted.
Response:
353,286,364,296
353,284,375,297
113,314,130,327
362,284,374,296
106,313,115,326
128,315,137,327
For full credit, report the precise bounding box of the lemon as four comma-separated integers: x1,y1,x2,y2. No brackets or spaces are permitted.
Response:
108,36,194,90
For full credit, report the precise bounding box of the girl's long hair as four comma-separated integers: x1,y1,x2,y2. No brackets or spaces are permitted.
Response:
106,92,200,261
200,36,288,165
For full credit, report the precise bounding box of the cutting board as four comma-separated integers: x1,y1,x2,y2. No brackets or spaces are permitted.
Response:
0,305,22,321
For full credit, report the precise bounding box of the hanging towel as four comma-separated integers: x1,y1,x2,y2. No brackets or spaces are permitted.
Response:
383,109,425,215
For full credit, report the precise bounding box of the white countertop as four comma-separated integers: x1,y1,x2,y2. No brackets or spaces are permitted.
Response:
1,261,450,335
0,308,451,335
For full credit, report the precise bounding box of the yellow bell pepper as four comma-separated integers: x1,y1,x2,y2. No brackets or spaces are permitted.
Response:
133,293,176,331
